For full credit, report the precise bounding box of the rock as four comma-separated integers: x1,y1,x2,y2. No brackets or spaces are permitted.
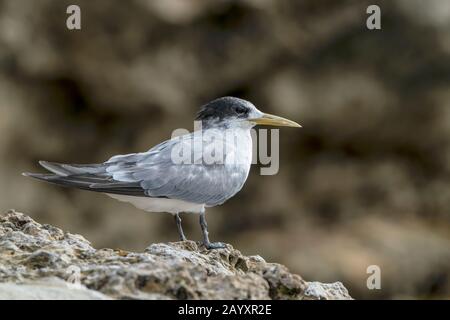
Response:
303,282,352,300
0,210,352,300
0,278,109,300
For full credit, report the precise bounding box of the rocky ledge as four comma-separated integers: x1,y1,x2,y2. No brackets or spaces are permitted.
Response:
0,210,351,300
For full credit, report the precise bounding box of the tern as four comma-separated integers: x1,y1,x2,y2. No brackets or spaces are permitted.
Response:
23,97,301,249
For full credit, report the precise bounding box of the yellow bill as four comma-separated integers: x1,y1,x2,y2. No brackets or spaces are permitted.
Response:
250,113,301,128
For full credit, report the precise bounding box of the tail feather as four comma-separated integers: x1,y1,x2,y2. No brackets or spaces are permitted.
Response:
23,161,146,197
39,161,106,176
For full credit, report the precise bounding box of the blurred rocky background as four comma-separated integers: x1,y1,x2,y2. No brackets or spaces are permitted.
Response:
0,0,449,299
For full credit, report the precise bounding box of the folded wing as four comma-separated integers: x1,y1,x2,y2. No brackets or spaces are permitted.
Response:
23,133,248,206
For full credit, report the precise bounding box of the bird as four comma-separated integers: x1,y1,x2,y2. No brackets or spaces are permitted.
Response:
23,97,301,249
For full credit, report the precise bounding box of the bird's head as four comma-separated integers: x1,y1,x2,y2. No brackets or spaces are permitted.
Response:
196,97,301,129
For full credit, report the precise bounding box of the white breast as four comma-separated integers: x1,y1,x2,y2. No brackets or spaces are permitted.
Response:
106,193,205,214
206,126,253,170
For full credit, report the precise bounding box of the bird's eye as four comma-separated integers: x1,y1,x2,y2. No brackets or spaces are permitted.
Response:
235,106,247,115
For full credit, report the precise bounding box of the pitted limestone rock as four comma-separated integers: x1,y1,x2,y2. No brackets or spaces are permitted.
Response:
0,210,352,300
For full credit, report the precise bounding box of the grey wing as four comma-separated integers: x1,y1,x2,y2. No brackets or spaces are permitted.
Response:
106,135,248,206
24,134,248,206
23,140,174,197
23,161,147,196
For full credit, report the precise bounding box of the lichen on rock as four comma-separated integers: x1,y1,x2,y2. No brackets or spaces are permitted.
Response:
0,210,352,300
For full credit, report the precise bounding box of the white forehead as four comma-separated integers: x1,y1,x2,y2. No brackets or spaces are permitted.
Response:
245,101,263,118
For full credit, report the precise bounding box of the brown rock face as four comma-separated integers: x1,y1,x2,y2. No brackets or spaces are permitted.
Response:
0,210,351,300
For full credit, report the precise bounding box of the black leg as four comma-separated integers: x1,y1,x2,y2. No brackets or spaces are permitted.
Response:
199,211,226,250
174,213,187,241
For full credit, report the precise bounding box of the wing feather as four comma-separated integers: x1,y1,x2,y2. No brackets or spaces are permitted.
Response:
24,131,250,206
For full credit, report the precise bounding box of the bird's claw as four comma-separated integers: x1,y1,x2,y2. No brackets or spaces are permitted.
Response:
203,241,227,250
